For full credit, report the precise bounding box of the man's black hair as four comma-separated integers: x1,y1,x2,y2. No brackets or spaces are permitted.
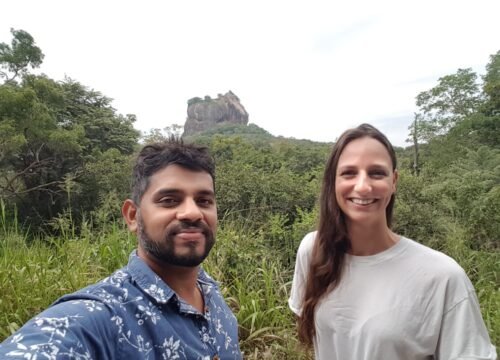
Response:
131,137,215,204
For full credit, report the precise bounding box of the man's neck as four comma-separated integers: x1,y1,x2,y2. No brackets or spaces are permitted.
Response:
159,265,205,313
138,249,205,313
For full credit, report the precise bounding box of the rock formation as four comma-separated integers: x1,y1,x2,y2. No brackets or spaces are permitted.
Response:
183,91,249,136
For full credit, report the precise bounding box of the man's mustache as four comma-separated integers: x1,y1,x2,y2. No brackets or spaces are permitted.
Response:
167,221,211,236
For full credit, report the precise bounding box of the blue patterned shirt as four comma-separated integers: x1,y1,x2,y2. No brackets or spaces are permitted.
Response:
0,251,242,359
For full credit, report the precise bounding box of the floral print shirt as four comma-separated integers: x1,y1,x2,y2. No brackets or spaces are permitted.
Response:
0,251,242,359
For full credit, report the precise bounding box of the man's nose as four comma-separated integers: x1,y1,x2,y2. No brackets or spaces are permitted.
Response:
176,198,203,222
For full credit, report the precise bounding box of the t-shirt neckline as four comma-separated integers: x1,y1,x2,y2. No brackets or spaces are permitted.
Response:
347,236,409,266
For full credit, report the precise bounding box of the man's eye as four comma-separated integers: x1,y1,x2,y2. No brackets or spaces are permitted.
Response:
159,198,178,206
197,198,213,207
370,170,387,178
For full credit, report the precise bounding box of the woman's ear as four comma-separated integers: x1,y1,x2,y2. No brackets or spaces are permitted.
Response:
392,169,399,193
122,199,138,233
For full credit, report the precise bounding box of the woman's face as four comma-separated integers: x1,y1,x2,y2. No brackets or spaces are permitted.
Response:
334,136,397,227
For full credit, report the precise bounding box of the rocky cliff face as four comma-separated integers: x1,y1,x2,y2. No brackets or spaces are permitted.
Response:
183,91,249,136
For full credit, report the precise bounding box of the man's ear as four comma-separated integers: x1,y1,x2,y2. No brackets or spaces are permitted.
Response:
122,199,138,233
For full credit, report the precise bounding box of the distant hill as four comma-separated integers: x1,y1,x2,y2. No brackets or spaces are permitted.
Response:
184,122,337,148
184,123,272,142
183,91,249,137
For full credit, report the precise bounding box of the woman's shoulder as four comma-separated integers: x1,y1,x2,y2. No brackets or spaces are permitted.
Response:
403,238,472,287
297,231,318,254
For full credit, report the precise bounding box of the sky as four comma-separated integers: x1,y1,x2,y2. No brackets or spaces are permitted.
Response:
1,0,499,146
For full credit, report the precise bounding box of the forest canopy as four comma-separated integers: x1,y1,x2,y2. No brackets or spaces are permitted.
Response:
0,29,498,251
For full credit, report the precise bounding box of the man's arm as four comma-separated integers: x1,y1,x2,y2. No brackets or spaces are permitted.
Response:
0,298,117,359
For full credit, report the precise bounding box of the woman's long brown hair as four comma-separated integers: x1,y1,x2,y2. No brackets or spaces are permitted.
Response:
297,123,397,346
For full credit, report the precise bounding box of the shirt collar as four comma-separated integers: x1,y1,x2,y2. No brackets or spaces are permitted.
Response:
126,250,217,305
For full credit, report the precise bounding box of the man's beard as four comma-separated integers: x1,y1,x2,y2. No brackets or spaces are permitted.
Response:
137,215,215,267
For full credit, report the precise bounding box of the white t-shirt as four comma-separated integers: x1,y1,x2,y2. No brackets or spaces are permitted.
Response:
289,232,497,360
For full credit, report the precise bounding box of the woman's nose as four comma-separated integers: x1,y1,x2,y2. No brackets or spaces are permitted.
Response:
354,174,371,193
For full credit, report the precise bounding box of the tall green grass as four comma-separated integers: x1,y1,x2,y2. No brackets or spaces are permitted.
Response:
0,211,497,357
439,223,499,347
0,224,136,340
202,220,310,358
0,214,311,358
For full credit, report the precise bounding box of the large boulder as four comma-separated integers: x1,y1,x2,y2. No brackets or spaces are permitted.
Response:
183,91,249,137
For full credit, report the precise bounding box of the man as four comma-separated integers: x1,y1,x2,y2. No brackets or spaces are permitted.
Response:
0,139,242,359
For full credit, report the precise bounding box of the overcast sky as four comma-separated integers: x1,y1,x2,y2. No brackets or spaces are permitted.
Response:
2,0,499,146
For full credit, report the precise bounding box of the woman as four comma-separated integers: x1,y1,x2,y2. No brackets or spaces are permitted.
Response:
288,124,496,359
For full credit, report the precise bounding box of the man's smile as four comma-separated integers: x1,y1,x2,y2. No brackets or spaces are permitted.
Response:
174,228,206,241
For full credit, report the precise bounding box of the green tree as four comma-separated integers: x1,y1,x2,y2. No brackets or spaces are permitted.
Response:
0,30,139,232
0,29,44,82
403,51,500,251
141,124,184,144
410,54,500,171
476,51,500,149
415,68,484,140
58,78,139,155
482,50,500,116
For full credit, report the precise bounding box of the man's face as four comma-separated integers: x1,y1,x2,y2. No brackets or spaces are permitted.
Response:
126,164,217,268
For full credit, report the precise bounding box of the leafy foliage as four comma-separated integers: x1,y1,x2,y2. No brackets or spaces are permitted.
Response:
0,29,44,82
415,68,484,140
0,31,139,233
483,50,500,115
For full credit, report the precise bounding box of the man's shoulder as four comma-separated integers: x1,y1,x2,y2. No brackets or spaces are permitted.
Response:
46,268,134,327
58,266,134,306
36,296,117,329
3,265,148,352
0,295,118,357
